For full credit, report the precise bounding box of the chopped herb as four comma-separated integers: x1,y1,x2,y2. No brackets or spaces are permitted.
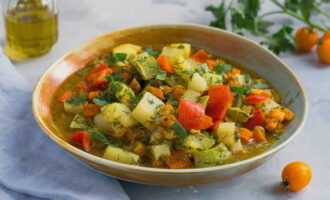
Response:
200,63,211,73
252,83,270,89
156,70,167,80
179,71,195,75
143,47,160,57
215,63,232,74
230,86,251,94
87,127,122,147
147,98,155,104
242,72,251,83
108,53,127,65
142,129,156,143
177,44,185,49
129,94,142,109
172,121,187,144
93,98,110,106
66,95,87,104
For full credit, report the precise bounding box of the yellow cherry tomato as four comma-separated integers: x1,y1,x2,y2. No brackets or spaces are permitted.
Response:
295,27,319,51
317,39,330,64
281,161,312,191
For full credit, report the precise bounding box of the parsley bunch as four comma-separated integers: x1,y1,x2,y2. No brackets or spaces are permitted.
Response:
206,0,330,54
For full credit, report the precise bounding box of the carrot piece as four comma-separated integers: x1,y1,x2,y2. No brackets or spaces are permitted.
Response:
269,108,285,122
152,160,165,168
157,55,173,74
88,91,101,100
133,143,147,156
172,85,186,100
265,117,278,131
191,50,210,63
160,104,174,112
239,128,254,143
198,114,214,129
226,72,234,78
232,68,241,74
162,85,173,95
206,59,225,70
83,104,100,117
163,151,191,169
282,108,295,121
149,86,165,100
160,114,176,128
58,91,73,103
129,78,141,92
253,126,267,142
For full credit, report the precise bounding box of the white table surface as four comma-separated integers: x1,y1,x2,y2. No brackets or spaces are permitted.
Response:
1,0,330,199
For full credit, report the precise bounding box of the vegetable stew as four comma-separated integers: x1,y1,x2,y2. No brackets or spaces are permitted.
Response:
51,43,295,169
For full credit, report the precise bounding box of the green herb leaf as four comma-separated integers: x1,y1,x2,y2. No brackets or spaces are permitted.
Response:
242,72,251,83
93,98,110,106
66,95,87,104
88,127,123,147
141,129,155,143
215,63,232,74
143,47,160,57
129,94,142,109
252,83,270,89
260,26,296,55
177,44,185,49
156,70,167,80
230,86,251,94
200,63,211,73
108,53,127,65
172,121,187,144
206,0,227,29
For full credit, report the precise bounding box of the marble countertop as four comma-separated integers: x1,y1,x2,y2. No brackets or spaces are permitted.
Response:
1,0,330,199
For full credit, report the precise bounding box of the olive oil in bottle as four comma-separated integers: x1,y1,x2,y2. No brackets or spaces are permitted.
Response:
4,0,58,60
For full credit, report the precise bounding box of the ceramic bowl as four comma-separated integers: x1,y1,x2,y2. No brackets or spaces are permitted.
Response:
32,24,308,185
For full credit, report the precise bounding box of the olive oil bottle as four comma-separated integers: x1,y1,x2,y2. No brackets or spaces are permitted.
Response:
4,0,58,61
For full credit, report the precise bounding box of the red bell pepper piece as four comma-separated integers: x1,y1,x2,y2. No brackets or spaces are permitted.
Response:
69,131,91,151
191,50,209,63
244,108,265,129
85,64,109,82
157,55,173,74
206,85,233,119
58,91,73,103
245,94,269,104
77,82,91,92
178,100,205,130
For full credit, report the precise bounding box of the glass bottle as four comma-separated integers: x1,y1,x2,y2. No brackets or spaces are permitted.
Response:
3,0,58,61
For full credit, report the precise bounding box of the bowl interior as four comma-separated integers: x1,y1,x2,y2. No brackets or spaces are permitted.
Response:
32,24,307,172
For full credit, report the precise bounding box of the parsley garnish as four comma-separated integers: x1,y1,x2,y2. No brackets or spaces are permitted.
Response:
143,47,160,57
177,44,185,49
142,129,156,143
87,127,123,147
93,98,110,106
242,72,251,83
230,86,251,94
66,95,87,104
156,70,167,80
172,121,187,144
205,0,329,54
252,82,270,89
215,63,232,74
260,26,296,55
108,53,127,65
200,63,211,73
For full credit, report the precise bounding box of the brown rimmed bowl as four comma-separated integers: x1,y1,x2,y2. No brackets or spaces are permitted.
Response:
32,24,308,186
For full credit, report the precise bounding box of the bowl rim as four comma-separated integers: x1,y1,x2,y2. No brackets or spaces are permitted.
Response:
32,23,308,174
